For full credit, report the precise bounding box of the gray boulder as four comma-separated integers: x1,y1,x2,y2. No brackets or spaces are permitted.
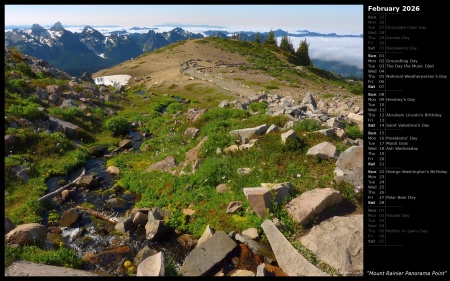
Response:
137,251,165,276
306,141,339,160
285,188,342,226
261,220,327,276
5,223,47,247
5,261,101,276
300,214,363,276
180,231,237,276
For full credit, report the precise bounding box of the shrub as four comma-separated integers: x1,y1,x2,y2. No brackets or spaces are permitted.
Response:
48,107,85,123
201,133,235,156
283,136,306,152
166,102,185,114
345,124,363,139
5,244,83,269
6,104,41,120
293,118,323,132
264,85,279,90
194,108,250,128
248,102,268,114
104,116,130,136
6,79,33,95
15,62,38,79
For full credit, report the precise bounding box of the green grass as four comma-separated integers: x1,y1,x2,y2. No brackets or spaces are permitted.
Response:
204,37,363,96
247,101,268,114
342,120,364,139
5,242,84,269
5,44,363,273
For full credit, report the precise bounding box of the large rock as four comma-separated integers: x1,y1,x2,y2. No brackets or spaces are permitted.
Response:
77,175,98,189
137,251,165,276
285,188,342,226
347,112,363,130
60,208,80,227
89,145,107,157
5,261,102,276
196,225,215,248
184,127,200,138
119,139,133,149
306,141,339,160
326,117,344,128
60,99,77,109
105,197,127,209
300,214,363,276
281,129,297,144
46,85,62,97
243,183,295,219
145,215,170,241
300,92,317,109
5,223,47,246
336,146,363,170
243,187,273,219
180,231,238,276
229,124,268,144
334,146,364,188
114,217,135,234
132,211,148,227
48,116,79,136
106,166,120,175
134,245,158,266
35,88,49,100
144,156,176,173
260,220,327,276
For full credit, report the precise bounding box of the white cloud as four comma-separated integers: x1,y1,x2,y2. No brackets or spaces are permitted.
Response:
288,37,363,69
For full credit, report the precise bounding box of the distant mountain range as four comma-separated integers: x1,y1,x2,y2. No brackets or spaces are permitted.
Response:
203,28,362,38
5,22,362,78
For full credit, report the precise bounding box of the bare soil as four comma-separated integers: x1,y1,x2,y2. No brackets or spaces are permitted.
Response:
93,39,363,108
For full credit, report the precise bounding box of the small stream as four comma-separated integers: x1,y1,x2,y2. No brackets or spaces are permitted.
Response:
44,129,191,276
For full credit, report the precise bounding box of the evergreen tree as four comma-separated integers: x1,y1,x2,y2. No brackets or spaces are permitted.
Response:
263,29,277,47
295,39,312,66
254,32,261,44
280,33,295,53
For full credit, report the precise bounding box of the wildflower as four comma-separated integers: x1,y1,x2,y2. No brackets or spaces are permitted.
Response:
127,265,137,275
296,173,301,178
123,260,133,268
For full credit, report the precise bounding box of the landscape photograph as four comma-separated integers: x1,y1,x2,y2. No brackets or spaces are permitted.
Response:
4,4,364,277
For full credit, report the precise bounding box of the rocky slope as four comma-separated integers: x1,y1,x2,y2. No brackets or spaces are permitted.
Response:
5,40,364,276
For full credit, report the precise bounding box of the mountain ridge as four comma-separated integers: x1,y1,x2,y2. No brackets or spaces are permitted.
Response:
5,22,362,78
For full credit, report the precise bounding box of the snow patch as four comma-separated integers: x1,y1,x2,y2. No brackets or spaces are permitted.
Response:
94,75,131,86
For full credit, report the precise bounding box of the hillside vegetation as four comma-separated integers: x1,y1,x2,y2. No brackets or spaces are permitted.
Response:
5,38,363,275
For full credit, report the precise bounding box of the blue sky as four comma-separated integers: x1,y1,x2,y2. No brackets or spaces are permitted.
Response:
5,5,363,35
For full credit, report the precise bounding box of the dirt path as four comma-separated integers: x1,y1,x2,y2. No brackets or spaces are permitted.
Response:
93,39,363,109
183,64,262,100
